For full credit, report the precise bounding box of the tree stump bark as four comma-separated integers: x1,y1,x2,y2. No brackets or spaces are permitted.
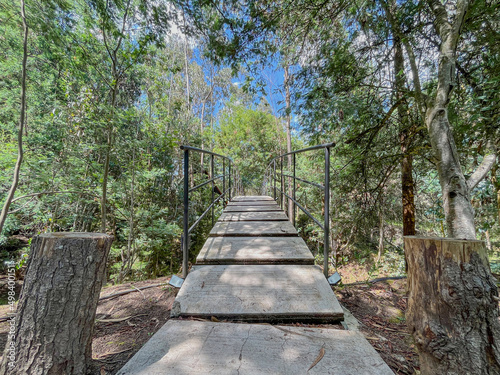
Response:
0,233,113,375
405,236,500,375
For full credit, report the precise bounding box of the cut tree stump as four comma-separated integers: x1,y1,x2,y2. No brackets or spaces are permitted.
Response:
0,232,113,375
405,236,500,375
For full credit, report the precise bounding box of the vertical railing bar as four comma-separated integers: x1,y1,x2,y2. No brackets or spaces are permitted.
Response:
229,161,232,201
223,158,226,206
324,146,330,278
182,149,189,279
293,153,296,227
211,154,214,227
273,160,276,200
280,156,283,209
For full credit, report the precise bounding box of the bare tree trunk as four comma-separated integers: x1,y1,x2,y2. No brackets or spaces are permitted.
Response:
0,233,113,375
405,236,500,375
0,0,28,235
485,230,492,252
182,13,191,111
394,32,416,237
101,83,117,233
426,0,476,239
382,0,417,238
200,101,206,166
119,130,137,283
284,66,293,221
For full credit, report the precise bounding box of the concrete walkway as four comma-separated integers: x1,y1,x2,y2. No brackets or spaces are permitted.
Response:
118,196,393,374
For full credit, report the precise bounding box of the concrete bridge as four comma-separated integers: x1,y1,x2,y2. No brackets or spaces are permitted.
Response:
118,196,392,374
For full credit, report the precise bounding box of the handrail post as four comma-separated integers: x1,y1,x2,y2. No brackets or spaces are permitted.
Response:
280,156,284,209
293,153,296,227
229,161,232,201
182,148,189,279
324,146,330,278
211,154,214,227
273,160,276,200
223,158,226,204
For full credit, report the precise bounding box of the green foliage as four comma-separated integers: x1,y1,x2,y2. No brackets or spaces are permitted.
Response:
213,101,286,194
0,0,498,283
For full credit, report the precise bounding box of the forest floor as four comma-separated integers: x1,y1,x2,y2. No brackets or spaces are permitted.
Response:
0,266,418,375
337,278,419,374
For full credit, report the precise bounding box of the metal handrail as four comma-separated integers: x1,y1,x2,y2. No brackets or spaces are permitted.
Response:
263,142,334,278
275,187,324,230
181,145,239,278
188,187,230,234
278,172,325,191
180,145,233,161
189,175,225,193
269,142,335,160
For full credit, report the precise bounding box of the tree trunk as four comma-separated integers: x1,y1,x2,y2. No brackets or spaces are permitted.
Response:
485,230,492,252
200,100,206,166
492,163,500,227
0,0,28,235
182,12,191,111
426,0,476,239
0,233,113,375
405,236,500,375
382,0,417,237
284,65,293,222
394,36,416,237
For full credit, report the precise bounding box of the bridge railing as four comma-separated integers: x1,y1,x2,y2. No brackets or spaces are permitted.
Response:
180,145,240,278
262,142,335,278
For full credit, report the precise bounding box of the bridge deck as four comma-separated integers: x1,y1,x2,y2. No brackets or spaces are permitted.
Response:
227,200,278,206
118,320,392,375
196,236,314,265
223,204,282,212
209,220,298,236
118,195,393,374
171,264,342,322
218,211,288,221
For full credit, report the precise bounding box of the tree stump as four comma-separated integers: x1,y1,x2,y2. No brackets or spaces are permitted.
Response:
405,236,500,375
0,233,113,375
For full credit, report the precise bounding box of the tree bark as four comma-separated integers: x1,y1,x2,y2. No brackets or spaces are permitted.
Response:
492,163,500,227
394,29,416,237
0,0,28,235
381,0,417,237
426,0,476,239
284,65,293,222
405,236,500,375
0,233,113,375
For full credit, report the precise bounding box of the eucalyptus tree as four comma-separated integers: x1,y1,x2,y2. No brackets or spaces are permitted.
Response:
421,0,497,239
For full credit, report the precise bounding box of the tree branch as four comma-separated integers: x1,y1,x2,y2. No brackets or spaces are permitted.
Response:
345,97,404,144
467,141,497,191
